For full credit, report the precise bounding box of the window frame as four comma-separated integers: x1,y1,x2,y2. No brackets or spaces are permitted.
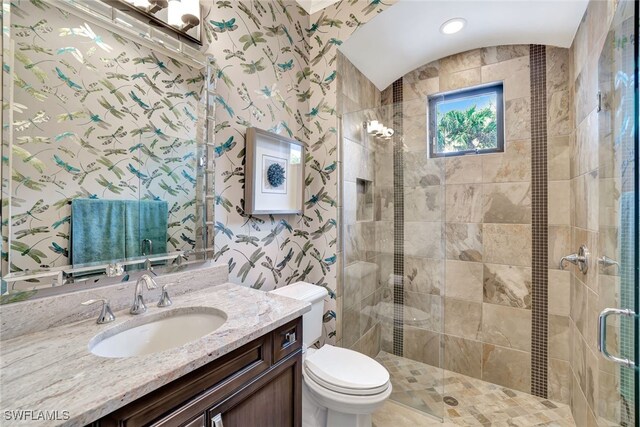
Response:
427,82,505,158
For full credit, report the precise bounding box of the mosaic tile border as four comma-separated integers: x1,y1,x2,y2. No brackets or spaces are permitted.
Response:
392,78,404,356
529,44,549,398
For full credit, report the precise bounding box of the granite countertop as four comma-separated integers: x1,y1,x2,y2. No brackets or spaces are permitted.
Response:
0,283,310,427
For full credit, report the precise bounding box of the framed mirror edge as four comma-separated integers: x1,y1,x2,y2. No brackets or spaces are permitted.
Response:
1,252,216,305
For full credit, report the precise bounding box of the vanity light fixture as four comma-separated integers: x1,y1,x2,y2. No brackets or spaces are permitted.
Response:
366,120,394,140
367,120,382,134
440,18,466,35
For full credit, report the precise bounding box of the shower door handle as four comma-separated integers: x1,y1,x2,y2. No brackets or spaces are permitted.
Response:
598,307,636,368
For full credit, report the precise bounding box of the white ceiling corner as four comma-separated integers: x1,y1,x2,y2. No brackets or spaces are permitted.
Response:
296,0,341,15
339,0,589,91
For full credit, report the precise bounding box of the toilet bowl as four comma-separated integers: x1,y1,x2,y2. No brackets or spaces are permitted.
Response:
302,346,391,427
269,282,391,427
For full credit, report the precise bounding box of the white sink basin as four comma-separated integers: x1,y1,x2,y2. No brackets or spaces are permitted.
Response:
89,307,227,358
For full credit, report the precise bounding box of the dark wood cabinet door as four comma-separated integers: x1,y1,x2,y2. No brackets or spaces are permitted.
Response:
96,318,302,427
208,353,302,427
100,336,272,427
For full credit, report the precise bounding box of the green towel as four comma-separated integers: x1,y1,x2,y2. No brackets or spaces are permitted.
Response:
124,200,141,260
124,200,168,258
71,199,126,266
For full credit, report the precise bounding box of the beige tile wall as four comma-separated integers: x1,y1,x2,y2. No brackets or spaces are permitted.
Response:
340,15,627,416
337,52,386,358
546,42,574,405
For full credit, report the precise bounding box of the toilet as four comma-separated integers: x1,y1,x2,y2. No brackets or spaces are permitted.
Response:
269,282,392,427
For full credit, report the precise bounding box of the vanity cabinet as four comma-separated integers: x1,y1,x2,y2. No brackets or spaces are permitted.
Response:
97,317,302,427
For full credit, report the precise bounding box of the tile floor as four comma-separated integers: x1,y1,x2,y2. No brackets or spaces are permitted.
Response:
373,351,575,426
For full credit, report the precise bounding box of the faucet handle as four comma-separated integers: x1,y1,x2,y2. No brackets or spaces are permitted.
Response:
560,253,579,269
559,245,590,274
157,284,173,308
82,298,116,324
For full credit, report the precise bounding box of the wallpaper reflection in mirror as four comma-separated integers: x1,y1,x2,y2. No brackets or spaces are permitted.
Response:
7,1,204,274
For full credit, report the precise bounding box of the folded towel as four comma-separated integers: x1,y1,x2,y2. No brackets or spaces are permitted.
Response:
71,199,126,266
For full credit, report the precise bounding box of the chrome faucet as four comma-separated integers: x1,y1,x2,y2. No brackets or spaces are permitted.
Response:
131,274,157,315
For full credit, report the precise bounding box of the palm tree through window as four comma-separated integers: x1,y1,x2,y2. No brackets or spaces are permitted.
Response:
427,82,504,157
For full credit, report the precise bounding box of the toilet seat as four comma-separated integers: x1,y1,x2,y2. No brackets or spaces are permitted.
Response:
304,345,390,396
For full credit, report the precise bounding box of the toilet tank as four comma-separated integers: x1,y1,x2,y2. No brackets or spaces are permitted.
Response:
269,282,327,348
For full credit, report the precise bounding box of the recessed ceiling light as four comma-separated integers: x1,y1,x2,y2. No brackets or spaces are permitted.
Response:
440,18,466,35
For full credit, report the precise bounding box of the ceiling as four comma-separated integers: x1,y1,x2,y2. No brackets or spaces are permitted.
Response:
296,0,341,15
339,0,589,90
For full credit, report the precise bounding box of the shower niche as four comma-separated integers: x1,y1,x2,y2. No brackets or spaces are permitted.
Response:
356,179,374,222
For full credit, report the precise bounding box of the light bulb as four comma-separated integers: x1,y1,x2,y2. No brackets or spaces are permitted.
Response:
132,0,149,8
168,0,183,26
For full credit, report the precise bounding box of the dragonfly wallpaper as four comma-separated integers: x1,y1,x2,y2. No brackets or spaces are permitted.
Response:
1,0,393,344
5,0,204,275
202,0,393,344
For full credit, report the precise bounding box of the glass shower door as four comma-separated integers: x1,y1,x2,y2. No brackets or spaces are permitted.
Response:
596,0,638,425
341,99,445,421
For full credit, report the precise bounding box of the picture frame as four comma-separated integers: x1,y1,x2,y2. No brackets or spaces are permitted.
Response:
245,128,305,215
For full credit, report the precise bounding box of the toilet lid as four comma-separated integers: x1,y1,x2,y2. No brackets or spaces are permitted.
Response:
304,345,390,396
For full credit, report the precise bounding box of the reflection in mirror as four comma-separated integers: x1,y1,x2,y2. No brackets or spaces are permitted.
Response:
1,0,214,299
107,0,202,46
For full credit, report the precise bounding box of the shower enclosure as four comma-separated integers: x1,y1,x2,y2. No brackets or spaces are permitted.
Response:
339,0,638,422
341,97,447,419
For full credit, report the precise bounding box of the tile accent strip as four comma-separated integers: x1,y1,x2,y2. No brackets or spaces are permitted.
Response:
392,78,404,356
529,44,548,398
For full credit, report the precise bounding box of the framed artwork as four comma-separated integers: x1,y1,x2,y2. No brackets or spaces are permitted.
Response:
245,128,305,214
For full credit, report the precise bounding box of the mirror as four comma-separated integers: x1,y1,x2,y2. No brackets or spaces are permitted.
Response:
1,0,214,299
105,0,202,46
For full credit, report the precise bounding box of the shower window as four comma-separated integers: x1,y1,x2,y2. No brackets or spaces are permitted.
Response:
428,82,504,157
